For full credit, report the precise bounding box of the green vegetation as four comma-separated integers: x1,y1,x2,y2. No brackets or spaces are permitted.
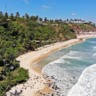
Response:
0,11,96,96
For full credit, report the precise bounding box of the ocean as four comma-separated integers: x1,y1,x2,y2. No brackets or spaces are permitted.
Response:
38,38,96,96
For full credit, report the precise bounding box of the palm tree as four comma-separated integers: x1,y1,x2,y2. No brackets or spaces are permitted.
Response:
39,18,43,22
25,13,29,19
0,11,3,17
44,17,48,23
4,12,9,19
10,13,14,20
15,12,20,18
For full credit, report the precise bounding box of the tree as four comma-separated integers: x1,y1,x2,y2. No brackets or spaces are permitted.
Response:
30,16,38,21
36,15,39,21
15,12,20,18
39,18,43,22
50,20,54,24
66,19,69,22
25,13,29,19
58,19,62,23
55,19,59,23
0,56,4,66
0,74,4,81
0,11,3,18
10,13,14,20
4,12,8,19
44,17,48,23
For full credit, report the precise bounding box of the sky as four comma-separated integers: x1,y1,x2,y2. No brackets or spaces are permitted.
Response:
0,0,96,22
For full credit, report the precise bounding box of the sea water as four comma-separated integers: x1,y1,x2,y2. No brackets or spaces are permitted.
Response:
39,38,96,96
67,64,96,96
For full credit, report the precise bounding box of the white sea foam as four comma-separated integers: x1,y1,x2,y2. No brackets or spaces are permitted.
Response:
67,64,96,96
93,46,96,49
61,51,82,60
42,63,76,95
93,46,96,51
63,55,82,60
43,57,70,66
42,55,81,95
53,58,65,64
93,53,96,56
67,51,80,55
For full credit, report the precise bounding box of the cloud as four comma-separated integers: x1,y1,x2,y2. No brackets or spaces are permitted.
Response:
24,0,29,4
72,13,76,16
41,5,50,9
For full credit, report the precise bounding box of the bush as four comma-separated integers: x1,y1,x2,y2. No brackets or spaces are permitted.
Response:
13,68,29,83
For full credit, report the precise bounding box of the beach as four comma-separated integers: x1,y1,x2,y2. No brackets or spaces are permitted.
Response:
6,34,96,96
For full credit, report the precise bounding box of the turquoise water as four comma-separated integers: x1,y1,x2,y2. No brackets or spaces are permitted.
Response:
39,38,96,96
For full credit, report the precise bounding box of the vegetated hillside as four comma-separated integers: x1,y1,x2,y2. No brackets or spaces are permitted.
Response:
0,12,96,96
69,23,96,33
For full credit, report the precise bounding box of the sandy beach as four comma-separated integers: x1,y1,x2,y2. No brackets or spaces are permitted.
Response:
6,34,96,96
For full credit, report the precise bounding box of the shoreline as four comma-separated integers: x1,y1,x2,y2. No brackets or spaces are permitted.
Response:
6,35,96,96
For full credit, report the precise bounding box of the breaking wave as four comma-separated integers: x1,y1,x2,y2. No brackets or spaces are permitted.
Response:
67,64,96,96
